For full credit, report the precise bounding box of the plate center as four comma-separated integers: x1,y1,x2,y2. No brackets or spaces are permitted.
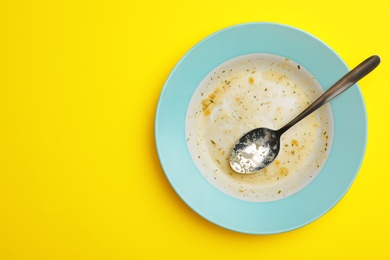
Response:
186,53,334,202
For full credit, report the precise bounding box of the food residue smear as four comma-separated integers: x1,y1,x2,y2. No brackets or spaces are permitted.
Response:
186,53,333,202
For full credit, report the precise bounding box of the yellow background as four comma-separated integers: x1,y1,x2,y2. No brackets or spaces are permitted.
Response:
1,0,389,259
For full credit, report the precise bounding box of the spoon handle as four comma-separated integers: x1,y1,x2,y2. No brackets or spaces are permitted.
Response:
277,55,380,135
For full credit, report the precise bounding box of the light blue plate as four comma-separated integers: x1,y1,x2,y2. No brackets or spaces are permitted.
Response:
155,23,367,234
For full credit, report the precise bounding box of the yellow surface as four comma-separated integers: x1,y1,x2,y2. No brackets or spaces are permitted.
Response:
0,0,389,259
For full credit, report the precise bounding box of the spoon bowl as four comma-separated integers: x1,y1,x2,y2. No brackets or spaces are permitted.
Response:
230,128,280,173
230,55,380,174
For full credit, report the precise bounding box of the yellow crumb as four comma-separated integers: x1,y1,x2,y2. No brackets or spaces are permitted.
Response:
280,167,289,175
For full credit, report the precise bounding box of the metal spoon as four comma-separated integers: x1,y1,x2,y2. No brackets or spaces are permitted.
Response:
230,55,380,174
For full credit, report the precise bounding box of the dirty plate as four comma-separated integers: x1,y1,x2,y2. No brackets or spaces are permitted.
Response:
155,23,367,234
